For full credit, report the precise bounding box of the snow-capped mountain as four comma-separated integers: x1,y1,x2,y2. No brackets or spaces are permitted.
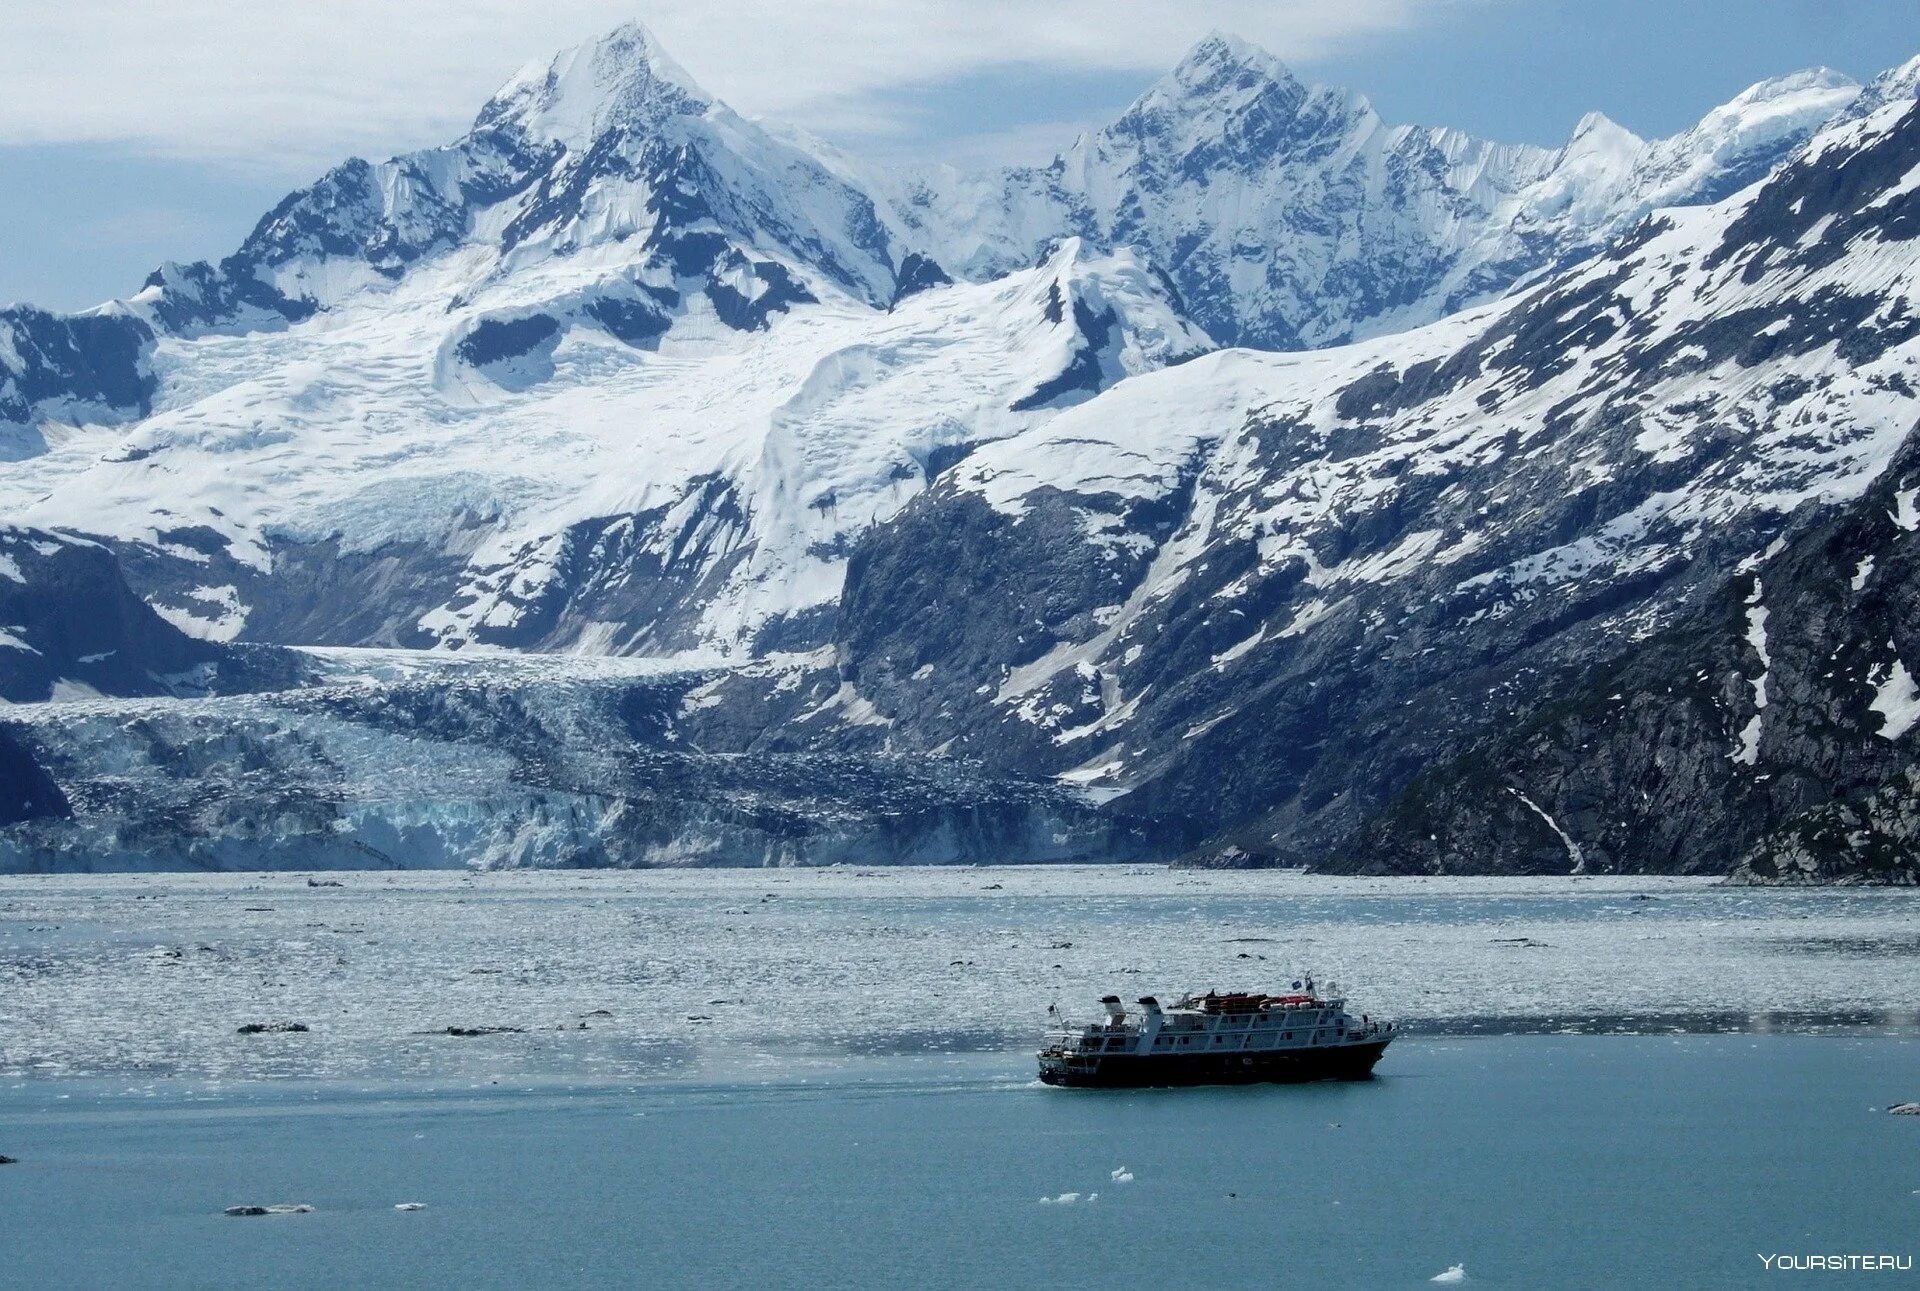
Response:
879,32,1865,348
2,22,1918,875
139,23,903,335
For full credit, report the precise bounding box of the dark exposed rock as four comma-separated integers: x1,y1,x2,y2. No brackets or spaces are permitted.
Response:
1339,425,1920,881
0,307,155,455
891,251,953,304
0,726,67,827
584,295,671,347
0,527,300,703
236,1021,311,1035
456,314,561,369
705,259,816,332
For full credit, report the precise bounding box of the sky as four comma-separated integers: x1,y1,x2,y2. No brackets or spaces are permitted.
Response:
1,0,1914,310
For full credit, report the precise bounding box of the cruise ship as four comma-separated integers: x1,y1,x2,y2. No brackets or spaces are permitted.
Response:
1037,985,1394,1088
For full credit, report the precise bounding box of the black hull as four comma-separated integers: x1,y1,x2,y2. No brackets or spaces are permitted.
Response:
1039,1039,1390,1088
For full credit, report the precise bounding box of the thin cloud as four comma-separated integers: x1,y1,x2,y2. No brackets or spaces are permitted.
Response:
0,0,1457,175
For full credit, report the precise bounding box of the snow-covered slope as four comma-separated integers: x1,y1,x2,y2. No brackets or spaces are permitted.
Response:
880,33,1867,348
2,237,1206,654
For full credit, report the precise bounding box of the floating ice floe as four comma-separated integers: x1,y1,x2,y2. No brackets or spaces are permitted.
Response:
394,1202,427,1212
1431,1264,1467,1283
1110,1168,1134,1183
1040,1192,1081,1205
1888,1102,1920,1115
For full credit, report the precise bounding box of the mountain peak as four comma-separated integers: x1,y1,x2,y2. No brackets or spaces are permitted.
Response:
1680,66,1862,143
1855,52,1920,116
475,20,711,150
1565,109,1643,155
1169,29,1301,94
1726,66,1858,108
1103,29,1324,151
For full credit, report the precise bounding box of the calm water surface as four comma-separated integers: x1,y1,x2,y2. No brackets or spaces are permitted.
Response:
3,1034,1915,1289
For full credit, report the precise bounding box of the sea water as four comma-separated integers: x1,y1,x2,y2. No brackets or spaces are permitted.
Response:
1,869,1915,1287
2,1037,1915,1289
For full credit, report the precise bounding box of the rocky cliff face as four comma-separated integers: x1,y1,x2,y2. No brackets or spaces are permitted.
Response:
0,723,67,827
0,308,154,460
1333,426,1920,883
0,527,297,703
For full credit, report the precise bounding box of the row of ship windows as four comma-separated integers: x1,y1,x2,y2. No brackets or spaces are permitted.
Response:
1116,1028,1341,1052
1172,1013,1333,1033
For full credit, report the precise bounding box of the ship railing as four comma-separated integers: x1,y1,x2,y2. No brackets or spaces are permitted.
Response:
1043,1022,1135,1054
1047,1021,1132,1039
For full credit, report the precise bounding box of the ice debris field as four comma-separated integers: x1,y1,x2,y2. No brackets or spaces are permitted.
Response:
3,868,1916,1085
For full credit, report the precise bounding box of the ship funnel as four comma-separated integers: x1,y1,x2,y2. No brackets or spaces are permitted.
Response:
1100,995,1125,1022
1136,996,1162,1017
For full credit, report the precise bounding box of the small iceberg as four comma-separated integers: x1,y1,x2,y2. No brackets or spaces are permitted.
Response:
1110,1167,1134,1183
394,1202,427,1212
1039,1192,1082,1205
1888,1102,1920,1115
1431,1264,1467,1283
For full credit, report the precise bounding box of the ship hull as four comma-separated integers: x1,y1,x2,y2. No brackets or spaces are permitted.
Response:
1038,1039,1391,1089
